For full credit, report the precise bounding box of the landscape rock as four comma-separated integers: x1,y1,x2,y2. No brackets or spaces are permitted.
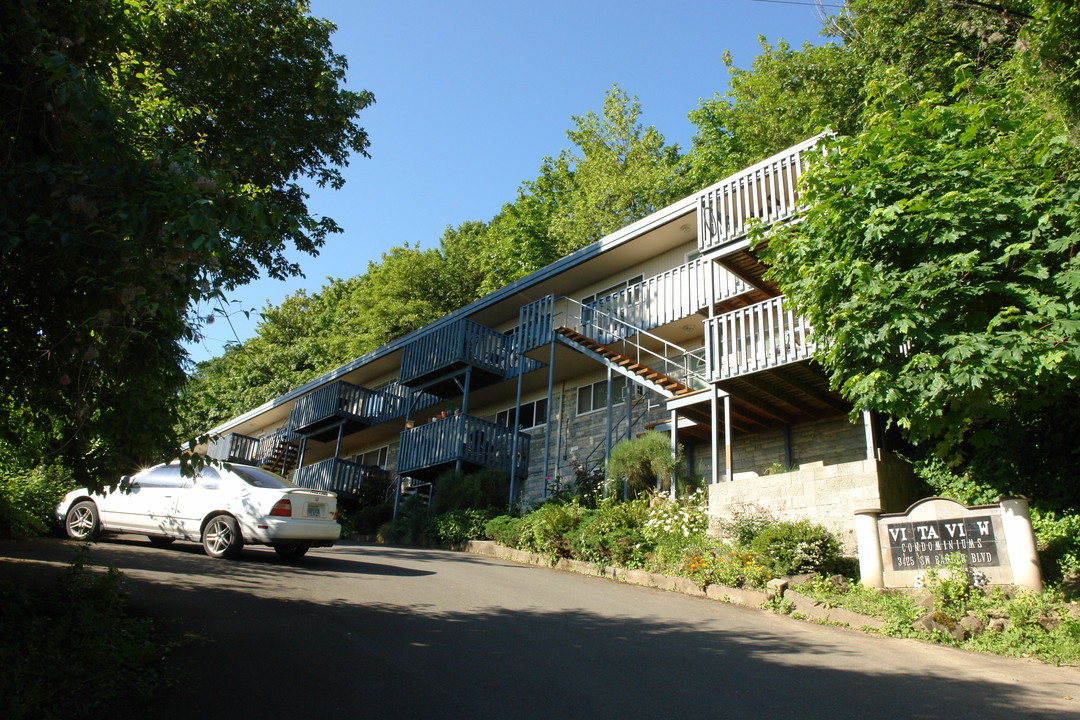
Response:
828,574,850,592
766,578,788,598
913,612,967,642
959,614,986,637
1037,613,1061,632
986,617,1009,633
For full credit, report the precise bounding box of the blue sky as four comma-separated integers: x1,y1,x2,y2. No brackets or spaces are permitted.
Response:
186,0,829,365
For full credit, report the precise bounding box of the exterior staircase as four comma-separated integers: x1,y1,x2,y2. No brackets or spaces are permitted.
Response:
555,327,695,398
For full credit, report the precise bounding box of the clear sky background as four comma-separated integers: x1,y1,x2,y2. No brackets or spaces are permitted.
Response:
185,0,830,365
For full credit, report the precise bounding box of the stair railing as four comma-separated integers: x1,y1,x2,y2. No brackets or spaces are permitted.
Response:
553,296,709,392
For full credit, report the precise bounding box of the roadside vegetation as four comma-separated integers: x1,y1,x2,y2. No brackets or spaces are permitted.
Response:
0,546,165,720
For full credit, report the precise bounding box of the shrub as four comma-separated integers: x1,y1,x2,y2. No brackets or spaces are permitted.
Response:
606,431,681,496
485,515,525,547
0,547,164,718
428,508,499,544
0,464,76,537
515,500,587,557
642,489,709,544
717,505,774,547
1031,509,1080,587
430,468,509,514
679,546,774,589
567,498,651,567
750,519,841,576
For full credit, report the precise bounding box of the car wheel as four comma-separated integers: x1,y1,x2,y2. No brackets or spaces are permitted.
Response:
147,536,175,547
273,543,309,560
65,501,100,541
202,515,244,559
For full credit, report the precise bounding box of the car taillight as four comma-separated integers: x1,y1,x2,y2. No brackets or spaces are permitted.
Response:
270,499,292,517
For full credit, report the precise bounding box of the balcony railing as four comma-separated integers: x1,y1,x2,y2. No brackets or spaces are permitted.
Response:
400,318,511,392
207,433,259,464
697,135,821,254
519,295,709,393
519,260,749,353
396,413,528,479
704,295,814,381
367,381,442,425
290,380,380,436
292,457,389,499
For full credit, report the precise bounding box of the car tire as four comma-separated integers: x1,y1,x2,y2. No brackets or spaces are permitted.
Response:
65,501,100,541
273,543,309,560
202,514,244,559
147,536,175,547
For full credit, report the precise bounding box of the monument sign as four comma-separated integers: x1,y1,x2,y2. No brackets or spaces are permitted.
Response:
855,497,1042,592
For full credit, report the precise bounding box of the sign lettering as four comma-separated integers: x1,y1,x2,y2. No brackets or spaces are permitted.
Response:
885,515,999,571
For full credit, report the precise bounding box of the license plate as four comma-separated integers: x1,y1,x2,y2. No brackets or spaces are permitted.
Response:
306,504,323,518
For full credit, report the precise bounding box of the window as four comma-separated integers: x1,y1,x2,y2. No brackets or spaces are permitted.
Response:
581,276,644,307
577,377,629,415
495,398,548,430
229,464,293,489
356,446,388,468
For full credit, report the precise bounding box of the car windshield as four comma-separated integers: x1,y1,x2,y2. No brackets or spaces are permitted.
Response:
228,465,296,489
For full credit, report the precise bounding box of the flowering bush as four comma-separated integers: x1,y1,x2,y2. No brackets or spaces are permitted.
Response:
642,489,709,543
750,519,841,576
680,547,773,588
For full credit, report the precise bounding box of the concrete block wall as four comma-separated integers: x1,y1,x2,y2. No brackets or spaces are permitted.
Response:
707,455,917,554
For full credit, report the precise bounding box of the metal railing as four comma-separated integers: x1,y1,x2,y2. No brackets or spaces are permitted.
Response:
697,135,822,254
704,295,815,381
367,381,442,425
207,433,259,463
292,458,389,498
290,380,380,432
519,259,749,355
523,295,709,393
397,413,528,478
400,318,510,385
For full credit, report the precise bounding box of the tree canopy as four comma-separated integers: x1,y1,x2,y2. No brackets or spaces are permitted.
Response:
762,2,1080,509
1,0,372,482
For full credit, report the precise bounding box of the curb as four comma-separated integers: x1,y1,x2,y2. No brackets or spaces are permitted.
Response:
459,540,884,630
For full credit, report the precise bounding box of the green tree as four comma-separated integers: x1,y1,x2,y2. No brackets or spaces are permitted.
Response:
762,71,1079,500
687,38,864,188
0,0,372,482
476,86,689,293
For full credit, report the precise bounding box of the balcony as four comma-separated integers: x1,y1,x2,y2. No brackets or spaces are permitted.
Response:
518,260,755,354
697,136,820,257
396,413,528,481
292,458,389,499
366,381,443,425
399,319,510,397
704,295,814,381
290,380,380,443
207,433,259,464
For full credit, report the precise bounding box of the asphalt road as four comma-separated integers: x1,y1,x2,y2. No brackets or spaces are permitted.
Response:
2,536,1077,719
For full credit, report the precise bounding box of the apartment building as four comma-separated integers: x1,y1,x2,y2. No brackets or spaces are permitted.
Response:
203,136,918,548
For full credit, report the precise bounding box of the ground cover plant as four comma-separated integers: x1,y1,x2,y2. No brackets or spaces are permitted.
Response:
796,555,1080,666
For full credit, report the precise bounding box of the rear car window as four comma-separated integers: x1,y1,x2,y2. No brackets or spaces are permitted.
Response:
228,465,296,489
137,464,187,488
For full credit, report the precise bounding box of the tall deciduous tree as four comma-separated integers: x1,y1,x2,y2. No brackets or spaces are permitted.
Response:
476,86,688,293
687,38,864,189
0,0,372,482
762,71,1080,504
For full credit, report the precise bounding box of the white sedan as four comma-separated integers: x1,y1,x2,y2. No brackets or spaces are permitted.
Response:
56,462,340,560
